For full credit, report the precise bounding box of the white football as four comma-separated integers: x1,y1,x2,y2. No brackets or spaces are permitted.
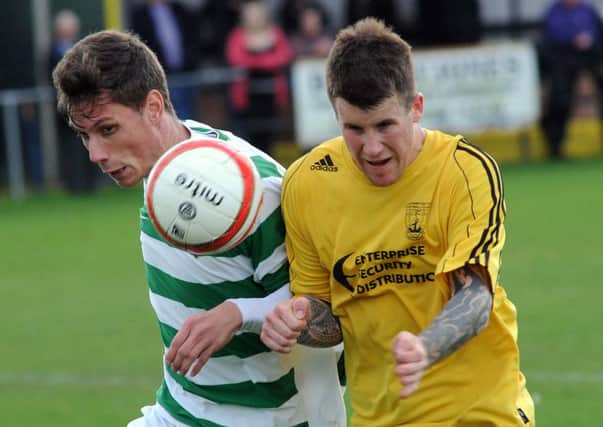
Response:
145,138,264,255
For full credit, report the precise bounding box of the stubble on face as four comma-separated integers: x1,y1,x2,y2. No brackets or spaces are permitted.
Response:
335,96,423,187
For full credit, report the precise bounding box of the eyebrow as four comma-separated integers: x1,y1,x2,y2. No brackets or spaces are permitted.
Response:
69,115,111,132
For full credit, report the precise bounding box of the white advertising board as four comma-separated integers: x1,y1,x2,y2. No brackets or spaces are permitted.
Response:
290,58,340,149
290,42,540,149
415,42,540,134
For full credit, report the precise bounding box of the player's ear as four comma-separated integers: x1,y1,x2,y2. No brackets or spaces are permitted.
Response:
409,92,423,123
144,89,164,124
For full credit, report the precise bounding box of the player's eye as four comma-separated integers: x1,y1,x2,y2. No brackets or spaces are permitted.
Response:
377,121,393,130
346,125,363,134
101,125,117,135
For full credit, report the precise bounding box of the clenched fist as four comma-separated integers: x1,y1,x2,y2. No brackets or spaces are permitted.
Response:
392,331,429,398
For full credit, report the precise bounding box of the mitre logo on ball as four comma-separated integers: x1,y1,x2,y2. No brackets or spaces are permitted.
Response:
145,138,264,255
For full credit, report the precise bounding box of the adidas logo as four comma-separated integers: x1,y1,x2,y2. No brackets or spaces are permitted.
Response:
310,154,338,172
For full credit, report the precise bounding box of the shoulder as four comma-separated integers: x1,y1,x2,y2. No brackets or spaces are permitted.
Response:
283,137,343,201
426,130,498,172
423,130,502,189
452,137,501,176
284,137,343,184
185,120,286,177
445,137,504,204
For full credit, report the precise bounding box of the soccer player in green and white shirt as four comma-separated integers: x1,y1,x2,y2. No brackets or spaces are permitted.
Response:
52,30,345,427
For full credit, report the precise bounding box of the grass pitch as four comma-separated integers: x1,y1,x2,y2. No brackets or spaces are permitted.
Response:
1,156,601,425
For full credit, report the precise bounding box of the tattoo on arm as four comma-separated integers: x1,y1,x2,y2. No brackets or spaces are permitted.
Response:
297,296,343,347
419,264,493,365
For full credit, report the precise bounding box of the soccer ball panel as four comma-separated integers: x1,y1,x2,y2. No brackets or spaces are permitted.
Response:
146,138,263,255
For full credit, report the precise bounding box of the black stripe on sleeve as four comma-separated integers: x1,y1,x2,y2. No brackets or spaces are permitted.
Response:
455,139,505,263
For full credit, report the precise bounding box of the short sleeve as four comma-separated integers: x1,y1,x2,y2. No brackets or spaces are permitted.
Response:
282,160,332,301
435,141,506,291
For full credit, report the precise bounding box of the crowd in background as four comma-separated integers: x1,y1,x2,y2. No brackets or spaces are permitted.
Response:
6,0,603,195
43,0,485,195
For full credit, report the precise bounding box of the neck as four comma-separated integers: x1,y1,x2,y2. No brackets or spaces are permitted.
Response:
161,115,190,151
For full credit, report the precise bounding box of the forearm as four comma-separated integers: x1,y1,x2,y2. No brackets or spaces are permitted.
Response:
419,265,492,365
228,284,292,333
297,296,343,347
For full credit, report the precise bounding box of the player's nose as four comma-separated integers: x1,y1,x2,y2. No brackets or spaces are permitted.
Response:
87,137,109,163
362,131,384,155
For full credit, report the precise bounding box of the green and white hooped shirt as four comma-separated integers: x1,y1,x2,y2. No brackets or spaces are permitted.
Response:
140,120,345,427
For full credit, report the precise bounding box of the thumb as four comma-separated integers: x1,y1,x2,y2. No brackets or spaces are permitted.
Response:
292,297,310,321
393,331,416,353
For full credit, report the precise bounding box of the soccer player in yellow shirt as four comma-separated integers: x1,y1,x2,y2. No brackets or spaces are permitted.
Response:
261,17,535,427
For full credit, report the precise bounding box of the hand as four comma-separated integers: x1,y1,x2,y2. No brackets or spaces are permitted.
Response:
575,32,594,50
260,297,310,353
392,331,429,398
165,301,242,377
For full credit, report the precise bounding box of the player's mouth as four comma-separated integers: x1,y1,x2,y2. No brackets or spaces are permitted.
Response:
366,158,391,167
107,166,128,180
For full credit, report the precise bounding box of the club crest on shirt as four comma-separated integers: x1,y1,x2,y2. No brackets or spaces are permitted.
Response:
405,202,431,240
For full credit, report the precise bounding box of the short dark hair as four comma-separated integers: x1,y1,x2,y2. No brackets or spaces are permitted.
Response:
326,18,415,110
52,30,175,119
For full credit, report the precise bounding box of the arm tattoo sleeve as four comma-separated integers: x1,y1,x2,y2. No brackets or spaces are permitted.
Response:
297,296,343,347
419,264,493,365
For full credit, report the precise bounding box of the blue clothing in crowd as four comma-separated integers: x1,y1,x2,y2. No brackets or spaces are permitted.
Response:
544,1,601,44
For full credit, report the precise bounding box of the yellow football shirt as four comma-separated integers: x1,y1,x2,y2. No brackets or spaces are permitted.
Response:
283,129,534,426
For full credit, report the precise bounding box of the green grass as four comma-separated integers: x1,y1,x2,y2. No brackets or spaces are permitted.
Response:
499,158,603,425
1,157,602,426
0,186,160,425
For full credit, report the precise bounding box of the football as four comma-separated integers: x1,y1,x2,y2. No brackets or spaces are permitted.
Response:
145,138,264,255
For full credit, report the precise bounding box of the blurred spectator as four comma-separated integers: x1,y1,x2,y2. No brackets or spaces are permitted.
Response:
130,0,199,119
49,9,97,194
278,0,308,35
278,0,335,35
416,0,481,46
538,0,603,159
289,1,333,59
196,0,241,64
226,0,293,154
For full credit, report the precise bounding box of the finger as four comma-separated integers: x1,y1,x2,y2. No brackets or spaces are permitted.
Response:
169,348,187,372
392,347,423,364
170,349,189,373
170,339,199,373
265,312,303,340
276,299,309,330
392,332,423,363
182,337,215,376
394,359,427,377
175,328,217,375
263,326,296,349
292,297,311,321
397,369,423,387
176,355,196,376
189,347,214,377
260,329,293,353
392,330,417,349
392,344,424,364
166,324,191,365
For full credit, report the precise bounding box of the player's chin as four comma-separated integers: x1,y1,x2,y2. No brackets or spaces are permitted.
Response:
114,175,141,188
